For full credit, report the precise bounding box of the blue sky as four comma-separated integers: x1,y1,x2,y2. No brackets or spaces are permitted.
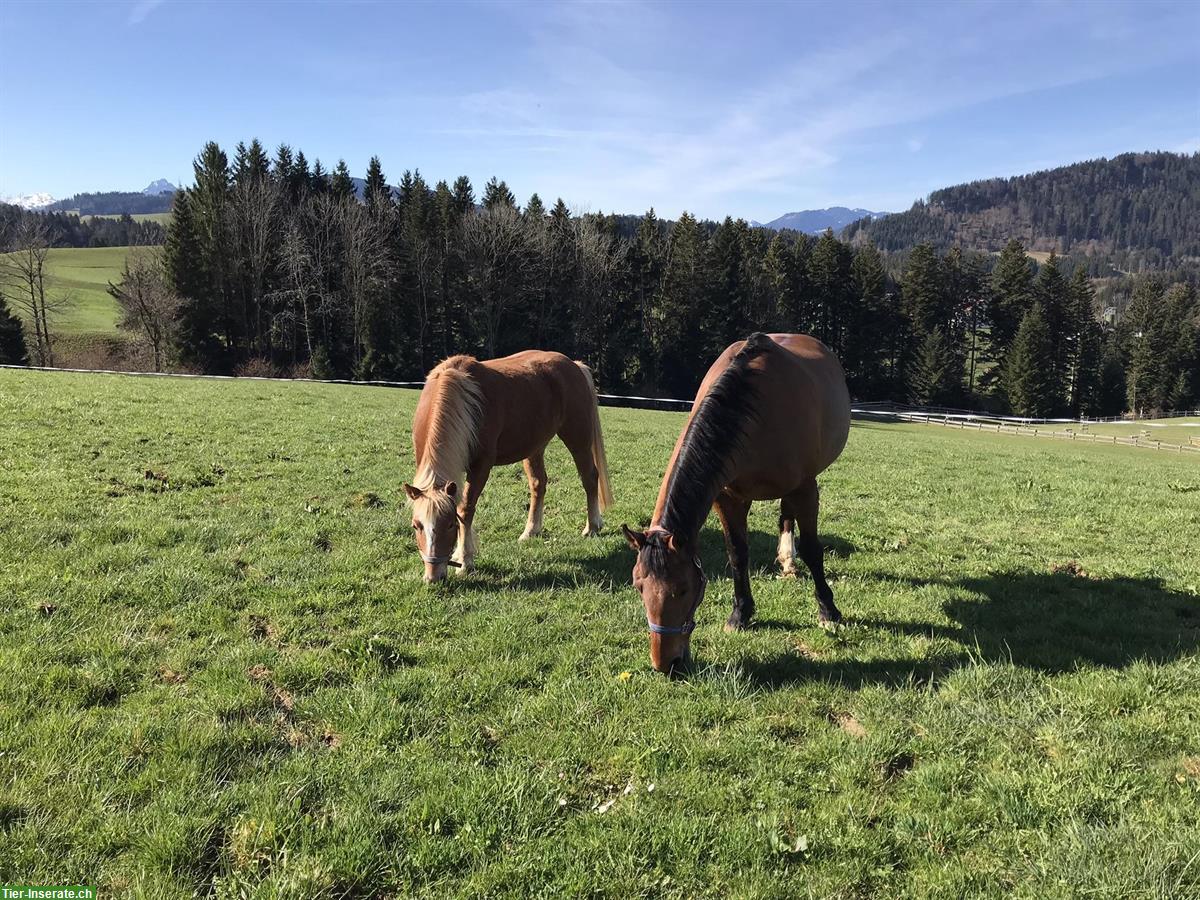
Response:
0,0,1196,220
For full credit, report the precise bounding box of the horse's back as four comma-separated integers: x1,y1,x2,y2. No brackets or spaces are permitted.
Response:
702,333,850,484
466,350,593,464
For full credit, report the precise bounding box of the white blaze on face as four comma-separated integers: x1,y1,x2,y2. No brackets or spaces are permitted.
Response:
424,510,439,558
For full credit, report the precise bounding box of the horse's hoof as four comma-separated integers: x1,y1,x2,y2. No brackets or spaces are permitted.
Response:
581,525,602,538
452,561,474,576
519,530,539,542
818,611,842,630
778,566,798,579
725,615,750,633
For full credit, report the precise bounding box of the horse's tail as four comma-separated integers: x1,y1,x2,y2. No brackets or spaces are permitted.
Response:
576,361,614,512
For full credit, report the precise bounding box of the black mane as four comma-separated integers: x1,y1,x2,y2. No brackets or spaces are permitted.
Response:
651,333,772,561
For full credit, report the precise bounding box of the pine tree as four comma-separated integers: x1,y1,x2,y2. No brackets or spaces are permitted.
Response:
0,292,29,365
330,160,356,201
807,229,852,353
701,217,751,361
363,156,390,209
523,193,546,223
273,144,295,190
628,208,665,388
1066,266,1103,416
234,138,270,186
655,211,706,396
1004,302,1058,416
908,327,962,406
309,159,328,194
1123,279,1170,414
1165,283,1199,411
482,177,516,210
452,176,475,215
901,243,947,338
1034,251,1071,402
184,142,235,367
164,188,222,367
846,240,890,396
1095,340,1127,416
989,239,1035,358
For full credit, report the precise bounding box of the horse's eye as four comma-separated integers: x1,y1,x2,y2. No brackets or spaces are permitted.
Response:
413,522,423,531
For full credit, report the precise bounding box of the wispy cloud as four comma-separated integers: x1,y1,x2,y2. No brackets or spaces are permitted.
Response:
128,0,163,26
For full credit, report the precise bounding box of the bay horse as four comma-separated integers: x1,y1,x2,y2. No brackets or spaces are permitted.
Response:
404,351,614,582
622,332,850,673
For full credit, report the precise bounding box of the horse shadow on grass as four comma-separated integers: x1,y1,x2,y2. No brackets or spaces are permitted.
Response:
446,526,856,597
736,571,1200,690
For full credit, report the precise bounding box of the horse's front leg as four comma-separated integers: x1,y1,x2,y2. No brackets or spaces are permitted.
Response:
454,462,492,574
519,452,547,540
714,492,754,631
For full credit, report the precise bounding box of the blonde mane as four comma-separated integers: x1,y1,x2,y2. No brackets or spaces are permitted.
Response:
412,360,484,507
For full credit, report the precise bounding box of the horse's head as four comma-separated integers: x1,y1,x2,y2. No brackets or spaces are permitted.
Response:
404,481,460,583
622,524,707,674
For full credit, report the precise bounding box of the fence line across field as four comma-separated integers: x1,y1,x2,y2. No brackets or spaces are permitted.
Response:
3,364,1199,454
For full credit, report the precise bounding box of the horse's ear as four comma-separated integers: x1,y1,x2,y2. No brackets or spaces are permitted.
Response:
621,524,648,551
403,483,423,501
445,481,458,498
665,533,679,553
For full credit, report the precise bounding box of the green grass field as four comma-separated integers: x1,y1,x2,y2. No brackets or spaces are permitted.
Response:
79,212,173,226
1,370,1198,898
3,246,129,335
1074,417,1200,447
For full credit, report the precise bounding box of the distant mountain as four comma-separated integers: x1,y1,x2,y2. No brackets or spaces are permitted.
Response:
844,151,1200,271
142,179,177,195
2,192,54,210
757,207,887,234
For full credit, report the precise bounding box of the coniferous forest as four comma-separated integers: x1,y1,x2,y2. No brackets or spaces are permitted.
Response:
845,151,1200,274
6,140,1197,417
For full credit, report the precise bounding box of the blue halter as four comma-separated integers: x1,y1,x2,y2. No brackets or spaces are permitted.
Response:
646,554,707,636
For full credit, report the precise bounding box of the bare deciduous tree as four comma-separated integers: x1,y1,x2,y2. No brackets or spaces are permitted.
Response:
0,218,70,366
107,248,182,372
461,205,539,358
230,175,283,356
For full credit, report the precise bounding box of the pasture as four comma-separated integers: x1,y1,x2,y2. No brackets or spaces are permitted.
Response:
1075,416,1200,448
3,245,129,335
1,369,1198,898
79,212,174,226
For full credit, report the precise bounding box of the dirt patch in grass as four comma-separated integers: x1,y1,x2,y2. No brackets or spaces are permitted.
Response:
833,712,867,739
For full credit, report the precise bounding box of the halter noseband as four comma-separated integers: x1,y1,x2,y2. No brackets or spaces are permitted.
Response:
421,554,462,568
646,551,707,637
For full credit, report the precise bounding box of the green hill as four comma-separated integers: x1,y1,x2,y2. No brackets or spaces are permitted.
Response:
2,245,128,335
845,151,1200,273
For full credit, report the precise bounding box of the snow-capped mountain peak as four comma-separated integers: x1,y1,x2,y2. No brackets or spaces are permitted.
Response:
2,192,55,210
142,179,177,195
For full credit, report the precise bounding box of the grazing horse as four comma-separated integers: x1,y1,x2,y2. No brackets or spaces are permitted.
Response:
622,332,850,673
404,351,614,582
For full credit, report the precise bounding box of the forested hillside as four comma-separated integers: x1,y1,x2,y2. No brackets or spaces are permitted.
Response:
46,190,175,216
146,139,1197,417
0,202,165,248
844,152,1200,273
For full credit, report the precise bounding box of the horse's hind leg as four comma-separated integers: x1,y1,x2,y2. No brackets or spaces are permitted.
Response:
564,436,602,537
789,479,841,624
520,452,547,541
777,501,799,577
714,492,754,631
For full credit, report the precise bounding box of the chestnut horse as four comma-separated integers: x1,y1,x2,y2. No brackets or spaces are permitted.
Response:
404,351,614,582
623,332,850,673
